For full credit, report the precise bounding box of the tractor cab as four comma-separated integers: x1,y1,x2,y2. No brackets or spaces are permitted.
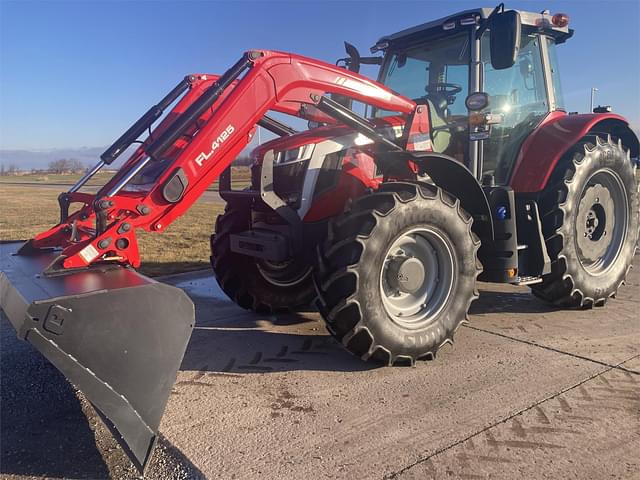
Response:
370,6,572,184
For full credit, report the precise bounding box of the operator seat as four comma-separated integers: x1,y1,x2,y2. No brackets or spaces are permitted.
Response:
426,95,452,153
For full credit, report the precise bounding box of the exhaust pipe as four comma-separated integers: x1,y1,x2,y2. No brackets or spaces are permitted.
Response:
0,241,194,471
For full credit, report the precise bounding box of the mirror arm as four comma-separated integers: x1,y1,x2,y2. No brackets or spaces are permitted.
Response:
360,57,383,66
476,2,504,39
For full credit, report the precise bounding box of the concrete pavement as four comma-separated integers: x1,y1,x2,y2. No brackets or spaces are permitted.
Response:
1,255,638,479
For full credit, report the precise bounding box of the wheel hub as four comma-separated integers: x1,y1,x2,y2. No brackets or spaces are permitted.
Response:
584,209,599,238
576,184,614,264
574,169,628,275
256,258,312,287
386,256,426,294
380,227,455,328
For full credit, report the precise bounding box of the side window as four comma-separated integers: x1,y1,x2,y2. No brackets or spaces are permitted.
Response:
480,32,549,184
481,33,547,122
546,37,566,111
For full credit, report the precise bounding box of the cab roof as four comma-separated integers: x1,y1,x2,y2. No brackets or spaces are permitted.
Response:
372,7,573,52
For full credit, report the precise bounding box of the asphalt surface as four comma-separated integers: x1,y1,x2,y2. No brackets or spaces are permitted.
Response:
1,254,639,479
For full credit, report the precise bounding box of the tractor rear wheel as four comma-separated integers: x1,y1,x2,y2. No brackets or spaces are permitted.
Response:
532,136,639,308
211,203,316,313
314,181,481,366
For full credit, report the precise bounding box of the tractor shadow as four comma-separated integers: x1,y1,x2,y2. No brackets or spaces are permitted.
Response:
138,260,210,278
169,270,377,375
173,273,561,375
471,283,559,315
180,301,378,375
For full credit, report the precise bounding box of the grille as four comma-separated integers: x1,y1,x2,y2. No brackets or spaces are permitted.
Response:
252,160,309,209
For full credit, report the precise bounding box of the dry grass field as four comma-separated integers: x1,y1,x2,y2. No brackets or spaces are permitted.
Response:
0,166,252,191
0,184,225,277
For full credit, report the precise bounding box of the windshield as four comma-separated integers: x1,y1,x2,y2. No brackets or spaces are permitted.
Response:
377,32,470,160
379,32,470,112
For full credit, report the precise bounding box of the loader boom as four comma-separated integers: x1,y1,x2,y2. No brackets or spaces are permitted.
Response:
26,50,416,272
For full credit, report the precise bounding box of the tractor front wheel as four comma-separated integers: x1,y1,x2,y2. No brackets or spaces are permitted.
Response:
532,135,639,308
315,181,481,366
211,203,316,313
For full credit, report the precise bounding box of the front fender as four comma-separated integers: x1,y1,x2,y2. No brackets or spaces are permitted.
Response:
406,152,494,239
509,112,639,193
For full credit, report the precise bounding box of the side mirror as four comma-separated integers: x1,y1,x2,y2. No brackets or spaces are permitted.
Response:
344,42,361,73
337,42,382,73
489,10,521,70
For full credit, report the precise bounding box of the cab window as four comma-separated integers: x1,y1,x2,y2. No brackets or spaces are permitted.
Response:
480,32,549,184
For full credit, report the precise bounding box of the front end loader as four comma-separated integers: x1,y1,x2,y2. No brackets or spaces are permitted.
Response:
2,4,638,472
0,49,430,470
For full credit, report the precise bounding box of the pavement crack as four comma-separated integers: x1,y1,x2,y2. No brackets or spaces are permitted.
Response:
463,324,640,374
384,353,640,480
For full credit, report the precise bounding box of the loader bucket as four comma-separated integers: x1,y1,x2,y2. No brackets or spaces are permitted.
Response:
0,241,194,472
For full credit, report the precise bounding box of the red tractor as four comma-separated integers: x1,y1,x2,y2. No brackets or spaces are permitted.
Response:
1,4,638,471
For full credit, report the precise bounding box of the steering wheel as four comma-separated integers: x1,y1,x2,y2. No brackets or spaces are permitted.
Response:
425,82,463,96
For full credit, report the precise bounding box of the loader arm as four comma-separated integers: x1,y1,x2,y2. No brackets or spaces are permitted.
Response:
0,50,417,473
26,50,416,272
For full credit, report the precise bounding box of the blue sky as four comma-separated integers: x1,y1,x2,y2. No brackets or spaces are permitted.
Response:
0,0,638,150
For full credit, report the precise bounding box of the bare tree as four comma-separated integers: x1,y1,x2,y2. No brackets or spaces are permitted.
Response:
47,158,85,173
48,159,66,173
69,159,85,172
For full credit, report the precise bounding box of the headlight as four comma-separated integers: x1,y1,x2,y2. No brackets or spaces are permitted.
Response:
274,144,315,165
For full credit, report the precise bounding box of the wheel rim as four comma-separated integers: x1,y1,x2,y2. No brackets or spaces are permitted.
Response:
256,258,312,287
574,168,628,275
380,227,455,329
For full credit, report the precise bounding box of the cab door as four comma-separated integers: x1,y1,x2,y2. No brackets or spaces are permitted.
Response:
480,31,550,184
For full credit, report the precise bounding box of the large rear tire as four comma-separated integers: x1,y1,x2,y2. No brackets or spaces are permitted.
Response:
532,135,639,308
210,203,316,313
314,181,481,366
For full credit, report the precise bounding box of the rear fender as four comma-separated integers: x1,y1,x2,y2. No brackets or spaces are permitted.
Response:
510,113,639,193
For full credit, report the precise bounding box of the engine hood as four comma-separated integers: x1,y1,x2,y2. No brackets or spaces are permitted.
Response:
251,115,407,164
